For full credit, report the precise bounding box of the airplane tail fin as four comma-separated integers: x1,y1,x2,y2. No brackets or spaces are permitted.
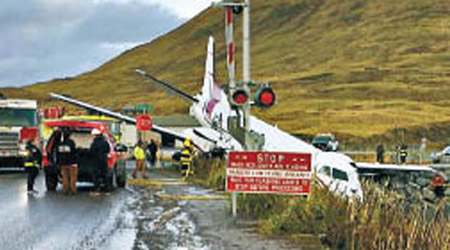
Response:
201,36,221,102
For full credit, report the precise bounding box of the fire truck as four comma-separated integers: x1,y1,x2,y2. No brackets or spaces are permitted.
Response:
0,99,38,168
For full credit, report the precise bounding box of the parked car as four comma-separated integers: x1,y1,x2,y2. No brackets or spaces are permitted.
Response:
43,120,126,191
431,145,450,164
312,133,339,152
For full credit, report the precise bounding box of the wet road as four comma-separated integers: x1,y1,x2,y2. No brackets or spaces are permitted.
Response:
0,171,136,250
0,168,301,250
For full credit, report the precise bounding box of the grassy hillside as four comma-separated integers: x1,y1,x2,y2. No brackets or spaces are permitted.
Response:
3,0,450,145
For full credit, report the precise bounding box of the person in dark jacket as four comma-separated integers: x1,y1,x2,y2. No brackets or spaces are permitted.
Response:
24,138,42,194
47,129,62,167
146,139,158,169
55,131,77,195
89,128,110,193
376,143,385,163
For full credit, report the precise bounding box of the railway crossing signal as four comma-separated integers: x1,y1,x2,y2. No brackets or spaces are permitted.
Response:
254,84,276,108
232,5,243,14
231,87,250,106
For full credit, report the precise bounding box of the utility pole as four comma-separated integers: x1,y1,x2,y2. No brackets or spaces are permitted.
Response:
214,0,250,218
215,0,253,149
214,0,275,217
225,6,236,98
242,0,251,136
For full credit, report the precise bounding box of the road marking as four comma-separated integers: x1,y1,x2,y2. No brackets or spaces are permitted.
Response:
155,194,229,200
126,178,187,186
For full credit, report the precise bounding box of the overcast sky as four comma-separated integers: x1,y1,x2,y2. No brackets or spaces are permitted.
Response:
0,0,213,87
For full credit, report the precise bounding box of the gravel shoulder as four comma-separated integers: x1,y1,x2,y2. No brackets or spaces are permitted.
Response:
128,169,304,250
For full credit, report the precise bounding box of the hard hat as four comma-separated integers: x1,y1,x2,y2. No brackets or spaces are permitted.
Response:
91,128,101,135
183,139,191,147
186,136,192,142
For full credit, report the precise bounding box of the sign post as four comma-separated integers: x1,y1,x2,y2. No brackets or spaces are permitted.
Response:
227,152,312,215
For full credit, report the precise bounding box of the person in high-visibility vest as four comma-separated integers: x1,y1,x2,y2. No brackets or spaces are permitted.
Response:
180,138,194,177
399,144,408,164
132,140,147,179
24,138,42,194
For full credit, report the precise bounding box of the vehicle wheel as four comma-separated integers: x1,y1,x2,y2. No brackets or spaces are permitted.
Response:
46,172,58,191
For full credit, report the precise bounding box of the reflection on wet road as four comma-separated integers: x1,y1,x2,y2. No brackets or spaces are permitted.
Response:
0,172,135,250
0,169,299,250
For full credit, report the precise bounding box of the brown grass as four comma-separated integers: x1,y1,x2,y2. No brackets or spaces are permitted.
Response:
2,0,450,143
194,157,450,249
239,181,450,249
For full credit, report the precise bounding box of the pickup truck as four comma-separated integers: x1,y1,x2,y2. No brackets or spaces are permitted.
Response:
43,120,127,191
312,133,339,152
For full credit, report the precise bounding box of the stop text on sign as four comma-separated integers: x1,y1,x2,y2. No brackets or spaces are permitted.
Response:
227,151,312,195
136,115,153,131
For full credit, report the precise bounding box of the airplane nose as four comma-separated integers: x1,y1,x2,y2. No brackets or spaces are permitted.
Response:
351,188,364,202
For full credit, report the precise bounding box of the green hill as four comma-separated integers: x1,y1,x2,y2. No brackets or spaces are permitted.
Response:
3,0,450,146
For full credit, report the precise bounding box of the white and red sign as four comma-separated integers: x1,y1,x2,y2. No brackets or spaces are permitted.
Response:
227,152,312,195
136,115,152,131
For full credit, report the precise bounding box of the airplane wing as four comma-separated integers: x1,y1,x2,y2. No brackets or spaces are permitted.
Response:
135,69,199,104
355,162,436,175
192,128,217,144
50,93,189,143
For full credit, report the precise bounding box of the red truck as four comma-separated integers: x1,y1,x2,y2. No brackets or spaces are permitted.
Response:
43,120,127,191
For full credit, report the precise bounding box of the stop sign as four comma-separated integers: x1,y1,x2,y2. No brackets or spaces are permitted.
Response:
136,115,152,131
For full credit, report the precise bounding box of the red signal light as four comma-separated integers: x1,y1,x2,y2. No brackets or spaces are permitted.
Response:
232,88,249,106
255,85,276,108
260,91,275,106
234,93,248,104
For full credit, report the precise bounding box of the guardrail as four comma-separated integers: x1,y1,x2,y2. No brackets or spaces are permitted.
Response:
343,151,434,165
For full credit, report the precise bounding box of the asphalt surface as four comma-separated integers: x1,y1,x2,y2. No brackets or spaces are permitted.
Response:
0,166,302,250
0,170,136,250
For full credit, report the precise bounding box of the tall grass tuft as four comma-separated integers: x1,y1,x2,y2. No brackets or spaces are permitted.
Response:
191,157,227,189
196,158,449,249
239,180,450,249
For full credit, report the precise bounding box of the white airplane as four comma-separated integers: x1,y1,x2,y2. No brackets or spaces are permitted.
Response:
135,36,363,200
51,36,363,200
135,37,443,198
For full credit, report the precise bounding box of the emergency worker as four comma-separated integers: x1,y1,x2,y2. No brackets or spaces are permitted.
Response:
400,144,408,164
24,138,42,194
180,138,194,177
146,139,158,169
55,131,77,194
132,140,146,178
90,128,110,193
